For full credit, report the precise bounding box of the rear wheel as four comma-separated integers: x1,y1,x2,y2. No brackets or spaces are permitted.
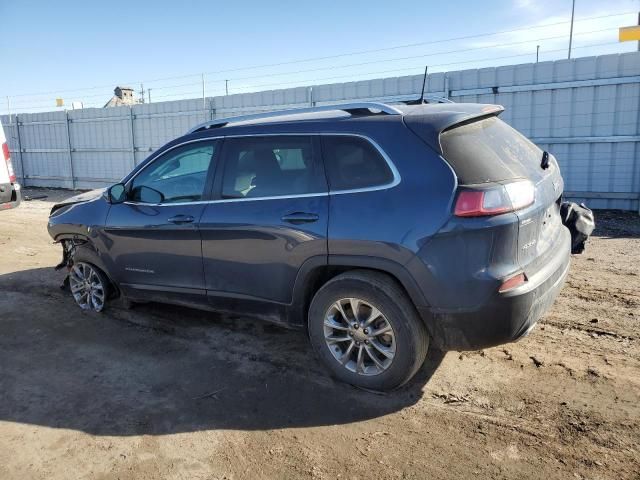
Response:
308,271,428,391
68,262,109,312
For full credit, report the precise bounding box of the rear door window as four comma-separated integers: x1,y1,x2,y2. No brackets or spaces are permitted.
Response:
321,136,394,191
220,136,325,198
440,116,544,184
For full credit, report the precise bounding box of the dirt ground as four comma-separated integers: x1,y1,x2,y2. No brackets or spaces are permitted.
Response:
0,188,638,480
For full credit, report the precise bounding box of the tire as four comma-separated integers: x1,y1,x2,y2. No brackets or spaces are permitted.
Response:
308,270,429,391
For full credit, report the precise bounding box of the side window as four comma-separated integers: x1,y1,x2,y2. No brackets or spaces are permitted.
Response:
130,141,217,203
221,136,325,198
321,136,394,191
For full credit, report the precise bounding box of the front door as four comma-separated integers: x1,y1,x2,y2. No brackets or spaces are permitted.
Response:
200,135,328,306
103,140,218,296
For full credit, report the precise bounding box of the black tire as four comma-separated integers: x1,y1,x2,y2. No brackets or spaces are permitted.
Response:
93,266,111,311
308,270,429,391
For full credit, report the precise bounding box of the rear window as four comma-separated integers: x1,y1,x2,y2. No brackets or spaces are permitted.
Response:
322,136,393,191
221,136,325,199
440,116,543,184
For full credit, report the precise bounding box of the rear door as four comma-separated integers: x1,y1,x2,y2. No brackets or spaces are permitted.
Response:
103,140,218,296
200,135,328,305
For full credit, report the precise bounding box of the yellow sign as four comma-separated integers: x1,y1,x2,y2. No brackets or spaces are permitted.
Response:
619,25,640,42
55,98,64,107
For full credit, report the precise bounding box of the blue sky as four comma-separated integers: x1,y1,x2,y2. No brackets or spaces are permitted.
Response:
1,0,639,113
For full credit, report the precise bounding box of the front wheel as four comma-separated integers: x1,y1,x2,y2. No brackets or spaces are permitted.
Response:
308,271,429,391
68,262,109,312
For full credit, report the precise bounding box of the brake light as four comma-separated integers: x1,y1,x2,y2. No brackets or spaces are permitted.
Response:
454,180,534,217
2,142,16,183
499,272,527,292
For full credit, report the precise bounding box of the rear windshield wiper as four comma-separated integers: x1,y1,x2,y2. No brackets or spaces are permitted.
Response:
541,151,550,170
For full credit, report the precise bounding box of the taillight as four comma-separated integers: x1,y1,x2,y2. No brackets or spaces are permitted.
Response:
454,180,534,217
2,142,16,183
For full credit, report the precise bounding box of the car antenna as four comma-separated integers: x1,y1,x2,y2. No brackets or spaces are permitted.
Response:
419,65,428,103
405,66,428,105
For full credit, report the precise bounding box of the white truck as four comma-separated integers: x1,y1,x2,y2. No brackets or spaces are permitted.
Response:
0,121,20,210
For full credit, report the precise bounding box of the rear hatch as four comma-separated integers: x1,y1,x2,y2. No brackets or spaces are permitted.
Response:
438,114,565,274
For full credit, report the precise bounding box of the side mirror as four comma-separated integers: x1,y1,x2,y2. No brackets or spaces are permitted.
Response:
108,183,127,204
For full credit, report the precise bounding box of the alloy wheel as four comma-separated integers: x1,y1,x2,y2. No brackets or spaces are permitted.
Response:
69,262,106,312
323,297,396,376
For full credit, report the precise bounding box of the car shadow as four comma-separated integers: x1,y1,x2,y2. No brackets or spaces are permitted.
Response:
0,267,445,436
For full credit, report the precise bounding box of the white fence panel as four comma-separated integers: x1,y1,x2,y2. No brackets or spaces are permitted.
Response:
1,51,639,210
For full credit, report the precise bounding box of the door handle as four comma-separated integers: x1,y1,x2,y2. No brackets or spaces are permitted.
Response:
168,214,195,224
281,212,319,224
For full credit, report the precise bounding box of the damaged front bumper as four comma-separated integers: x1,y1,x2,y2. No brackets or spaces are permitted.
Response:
54,239,86,291
54,239,77,271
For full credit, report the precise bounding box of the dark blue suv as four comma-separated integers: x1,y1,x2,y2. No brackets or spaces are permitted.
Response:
48,102,571,391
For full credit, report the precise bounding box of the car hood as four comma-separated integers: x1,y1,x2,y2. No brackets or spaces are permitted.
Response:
51,188,106,212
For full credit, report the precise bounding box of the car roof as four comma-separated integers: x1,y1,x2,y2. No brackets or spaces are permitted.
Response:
189,102,501,132
181,102,504,153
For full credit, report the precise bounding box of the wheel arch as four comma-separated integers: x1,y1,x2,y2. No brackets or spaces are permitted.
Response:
61,239,119,298
290,255,429,328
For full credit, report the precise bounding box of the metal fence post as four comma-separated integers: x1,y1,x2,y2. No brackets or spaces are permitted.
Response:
443,74,449,99
308,87,315,107
14,115,25,186
129,107,136,168
64,111,76,189
209,99,215,120
202,73,206,110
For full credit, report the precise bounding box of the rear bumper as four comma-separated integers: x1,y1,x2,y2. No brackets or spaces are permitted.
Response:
423,227,571,350
0,183,21,211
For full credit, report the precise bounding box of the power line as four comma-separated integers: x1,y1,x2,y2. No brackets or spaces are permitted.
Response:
5,10,636,99
4,40,623,112
7,26,622,108
211,26,615,85
228,41,623,94
198,10,633,77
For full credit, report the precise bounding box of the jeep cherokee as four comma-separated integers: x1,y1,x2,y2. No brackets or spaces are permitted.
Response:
47,102,571,391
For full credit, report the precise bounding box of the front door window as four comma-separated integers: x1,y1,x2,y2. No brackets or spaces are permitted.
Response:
130,141,217,203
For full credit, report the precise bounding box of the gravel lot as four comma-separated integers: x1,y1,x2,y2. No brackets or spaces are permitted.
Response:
0,188,638,480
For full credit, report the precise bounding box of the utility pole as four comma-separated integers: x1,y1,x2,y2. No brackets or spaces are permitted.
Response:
225,79,229,96
6,96,11,124
568,0,576,59
139,83,145,104
148,89,152,103
536,45,540,62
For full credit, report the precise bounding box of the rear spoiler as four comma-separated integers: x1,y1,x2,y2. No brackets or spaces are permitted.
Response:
402,103,504,153
439,105,504,133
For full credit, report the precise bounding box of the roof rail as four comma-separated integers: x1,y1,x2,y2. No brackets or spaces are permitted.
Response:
400,95,454,105
187,102,402,134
